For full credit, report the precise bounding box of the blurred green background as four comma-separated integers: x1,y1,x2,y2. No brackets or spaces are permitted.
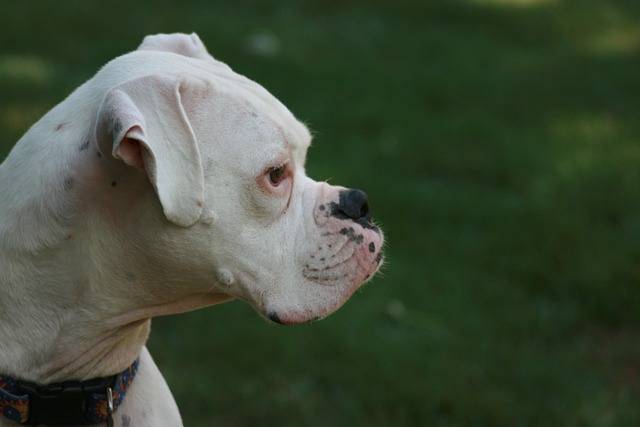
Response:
2,0,640,425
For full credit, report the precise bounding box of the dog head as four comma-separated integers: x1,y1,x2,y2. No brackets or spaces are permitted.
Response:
94,33,384,324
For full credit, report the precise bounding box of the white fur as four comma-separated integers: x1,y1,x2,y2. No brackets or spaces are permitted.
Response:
0,33,383,426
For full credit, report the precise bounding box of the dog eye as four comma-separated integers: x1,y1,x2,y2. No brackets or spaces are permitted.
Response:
268,165,286,186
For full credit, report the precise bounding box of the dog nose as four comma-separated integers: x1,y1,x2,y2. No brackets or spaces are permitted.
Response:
333,189,371,222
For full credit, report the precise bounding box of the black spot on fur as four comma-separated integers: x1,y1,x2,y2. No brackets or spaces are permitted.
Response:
340,227,364,244
369,242,376,253
55,123,65,131
319,204,326,211
111,119,123,137
375,251,384,264
340,227,354,238
63,177,74,191
79,140,90,151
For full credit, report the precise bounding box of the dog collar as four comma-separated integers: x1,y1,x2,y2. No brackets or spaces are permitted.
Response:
0,358,139,426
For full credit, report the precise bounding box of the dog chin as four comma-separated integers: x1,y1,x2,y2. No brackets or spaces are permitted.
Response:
265,243,384,326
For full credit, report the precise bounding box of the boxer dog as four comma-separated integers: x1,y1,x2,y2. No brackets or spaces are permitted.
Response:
0,33,384,426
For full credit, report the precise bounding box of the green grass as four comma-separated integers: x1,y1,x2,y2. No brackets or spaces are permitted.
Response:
2,0,640,425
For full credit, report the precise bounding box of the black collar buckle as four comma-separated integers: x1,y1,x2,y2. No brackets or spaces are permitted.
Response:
17,377,110,426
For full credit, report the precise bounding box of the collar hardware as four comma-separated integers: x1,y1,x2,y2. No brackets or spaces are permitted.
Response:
106,387,114,427
17,378,110,426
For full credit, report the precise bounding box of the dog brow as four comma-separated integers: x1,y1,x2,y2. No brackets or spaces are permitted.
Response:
285,123,311,151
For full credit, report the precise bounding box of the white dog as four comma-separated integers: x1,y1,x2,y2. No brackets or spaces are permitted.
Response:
0,33,384,426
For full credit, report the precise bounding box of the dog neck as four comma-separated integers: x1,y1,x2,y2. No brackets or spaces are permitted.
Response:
0,194,150,385
0,262,151,384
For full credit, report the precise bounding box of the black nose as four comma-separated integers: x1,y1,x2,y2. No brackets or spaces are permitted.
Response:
332,189,371,223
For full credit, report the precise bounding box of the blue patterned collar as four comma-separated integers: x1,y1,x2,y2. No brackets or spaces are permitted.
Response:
0,357,139,426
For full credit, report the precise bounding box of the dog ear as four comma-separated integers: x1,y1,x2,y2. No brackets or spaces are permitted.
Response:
137,33,212,60
96,74,205,227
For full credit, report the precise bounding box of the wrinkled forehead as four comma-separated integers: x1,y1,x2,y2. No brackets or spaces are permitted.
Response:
171,50,311,162
194,59,312,168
